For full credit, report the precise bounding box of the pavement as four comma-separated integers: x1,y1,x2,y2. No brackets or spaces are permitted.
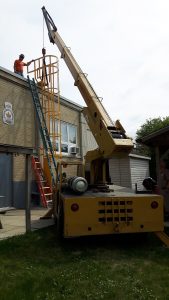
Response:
0,208,55,240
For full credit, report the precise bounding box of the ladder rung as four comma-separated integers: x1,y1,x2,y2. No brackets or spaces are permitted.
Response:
28,77,57,186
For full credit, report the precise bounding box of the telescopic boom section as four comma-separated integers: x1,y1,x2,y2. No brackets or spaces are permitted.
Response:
42,7,133,157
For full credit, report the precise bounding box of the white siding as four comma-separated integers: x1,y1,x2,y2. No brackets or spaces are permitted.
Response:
109,154,150,190
109,156,131,188
130,155,150,190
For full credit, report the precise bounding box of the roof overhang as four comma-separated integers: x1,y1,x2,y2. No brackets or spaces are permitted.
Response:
137,126,169,148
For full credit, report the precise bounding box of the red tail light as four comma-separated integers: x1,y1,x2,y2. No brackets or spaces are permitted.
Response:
71,203,79,212
151,201,158,209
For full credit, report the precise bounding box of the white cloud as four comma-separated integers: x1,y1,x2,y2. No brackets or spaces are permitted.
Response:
1,0,169,138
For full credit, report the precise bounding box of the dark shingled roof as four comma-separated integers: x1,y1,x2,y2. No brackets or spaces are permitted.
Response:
137,126,169,148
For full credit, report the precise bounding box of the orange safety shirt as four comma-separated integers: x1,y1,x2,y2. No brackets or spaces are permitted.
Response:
14,60,26,72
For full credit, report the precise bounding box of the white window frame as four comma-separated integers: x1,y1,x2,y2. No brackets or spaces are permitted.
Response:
50,120,77,155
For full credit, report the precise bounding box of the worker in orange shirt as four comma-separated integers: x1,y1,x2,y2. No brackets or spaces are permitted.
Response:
14,54,34,77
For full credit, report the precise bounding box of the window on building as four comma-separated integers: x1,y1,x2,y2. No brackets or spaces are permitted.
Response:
69,125,76,144
50,120,77,155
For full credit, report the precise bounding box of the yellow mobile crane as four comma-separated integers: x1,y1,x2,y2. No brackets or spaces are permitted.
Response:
42,6,169,245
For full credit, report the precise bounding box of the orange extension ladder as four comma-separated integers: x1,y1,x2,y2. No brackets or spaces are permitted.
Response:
32,156,53,208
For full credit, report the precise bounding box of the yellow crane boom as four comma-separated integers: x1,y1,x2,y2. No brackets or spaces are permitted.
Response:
42,6,133,161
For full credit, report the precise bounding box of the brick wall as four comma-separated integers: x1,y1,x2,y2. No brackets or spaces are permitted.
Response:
0,69,36,148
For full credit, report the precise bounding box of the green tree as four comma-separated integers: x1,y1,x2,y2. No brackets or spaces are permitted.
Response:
136,116,169,179
136,116,169,139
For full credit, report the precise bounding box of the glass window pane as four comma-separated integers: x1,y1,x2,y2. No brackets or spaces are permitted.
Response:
69,125,76,144
56,142,59,152
61,122,68,142
61,143,68,153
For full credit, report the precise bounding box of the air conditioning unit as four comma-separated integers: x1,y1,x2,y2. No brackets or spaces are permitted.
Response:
70,146,79,154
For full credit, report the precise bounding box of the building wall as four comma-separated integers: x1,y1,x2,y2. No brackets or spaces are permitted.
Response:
0,67,84,207
0,153,12,208
60,103,81,159
109,156,132,188
129,154,150,190
80,114,98,157
109,154,150,190
0,68,36,147
0,68,36,208
13,154,27,208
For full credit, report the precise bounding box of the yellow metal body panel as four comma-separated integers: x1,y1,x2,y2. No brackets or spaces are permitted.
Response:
61,186,164,237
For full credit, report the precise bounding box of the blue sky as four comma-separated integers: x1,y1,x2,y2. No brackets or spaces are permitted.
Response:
1,0,169,138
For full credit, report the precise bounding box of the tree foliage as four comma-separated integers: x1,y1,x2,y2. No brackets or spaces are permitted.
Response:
135,116,169,179
136,116,169,139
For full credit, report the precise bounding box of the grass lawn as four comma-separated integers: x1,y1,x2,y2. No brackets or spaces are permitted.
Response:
0,226,169,300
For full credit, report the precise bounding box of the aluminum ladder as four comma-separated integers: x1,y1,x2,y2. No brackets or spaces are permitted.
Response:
27,76,57,186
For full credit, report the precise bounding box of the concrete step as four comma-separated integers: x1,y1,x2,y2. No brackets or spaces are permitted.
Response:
0,207,15,214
